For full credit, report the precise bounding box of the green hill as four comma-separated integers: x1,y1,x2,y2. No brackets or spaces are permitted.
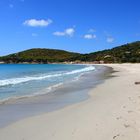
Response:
0,48,81,63
0,41,140,63
85,41,140,63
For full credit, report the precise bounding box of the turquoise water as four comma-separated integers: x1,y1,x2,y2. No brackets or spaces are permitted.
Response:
0,64,95,101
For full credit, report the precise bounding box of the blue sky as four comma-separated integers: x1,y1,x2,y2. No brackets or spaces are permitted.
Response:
0,0,140,56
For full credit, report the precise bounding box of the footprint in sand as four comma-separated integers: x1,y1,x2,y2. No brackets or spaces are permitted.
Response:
123,106,126,109
128,110,133,113
72,128,77,135
113,134,120,139
128,97,132,101
128,97,137,104
116,116,122,120
124,124,130,128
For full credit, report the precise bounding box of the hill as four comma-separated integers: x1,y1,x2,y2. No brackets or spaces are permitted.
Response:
0,48,81,63
0,41,140,63
84,41,140,63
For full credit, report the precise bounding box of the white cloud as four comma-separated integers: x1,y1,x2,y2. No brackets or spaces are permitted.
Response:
9,4,14,8
106,37,114,43
23,19,52,27
84,34,96,39
53,28,75,37
65,28,75,36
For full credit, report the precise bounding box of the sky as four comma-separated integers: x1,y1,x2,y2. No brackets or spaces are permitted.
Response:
0,0,140,56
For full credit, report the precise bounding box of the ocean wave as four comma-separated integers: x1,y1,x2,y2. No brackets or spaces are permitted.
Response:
0,83,64,104
0,66,95,87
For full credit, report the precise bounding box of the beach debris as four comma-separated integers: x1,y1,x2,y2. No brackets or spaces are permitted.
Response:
135,82,140,85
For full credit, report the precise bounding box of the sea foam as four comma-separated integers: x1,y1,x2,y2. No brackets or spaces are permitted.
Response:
0,66,95,87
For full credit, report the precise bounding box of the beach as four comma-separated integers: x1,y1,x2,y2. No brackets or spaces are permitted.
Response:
0,64,140,140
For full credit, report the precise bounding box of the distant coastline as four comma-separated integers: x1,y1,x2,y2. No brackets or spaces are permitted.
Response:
0,61,105,65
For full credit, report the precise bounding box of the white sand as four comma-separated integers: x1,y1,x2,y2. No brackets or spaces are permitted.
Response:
0,64,140,140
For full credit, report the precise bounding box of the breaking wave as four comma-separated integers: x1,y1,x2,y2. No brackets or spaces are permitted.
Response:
0,66,95,87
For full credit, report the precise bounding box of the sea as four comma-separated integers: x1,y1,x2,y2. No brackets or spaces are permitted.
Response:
0,64,95,101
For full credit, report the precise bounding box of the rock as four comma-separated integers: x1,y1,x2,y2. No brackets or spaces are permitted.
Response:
135,82,140,85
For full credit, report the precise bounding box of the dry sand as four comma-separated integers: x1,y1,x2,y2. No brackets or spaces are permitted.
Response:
0,64,140,140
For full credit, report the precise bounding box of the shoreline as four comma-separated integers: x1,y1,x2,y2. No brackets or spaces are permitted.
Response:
0,65,112,128
0,64,94,104
1,64,140,140
0,65,111,105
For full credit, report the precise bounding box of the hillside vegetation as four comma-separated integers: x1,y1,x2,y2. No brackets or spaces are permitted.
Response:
0,41,140,63
0,48,81,63
84,41,140,63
